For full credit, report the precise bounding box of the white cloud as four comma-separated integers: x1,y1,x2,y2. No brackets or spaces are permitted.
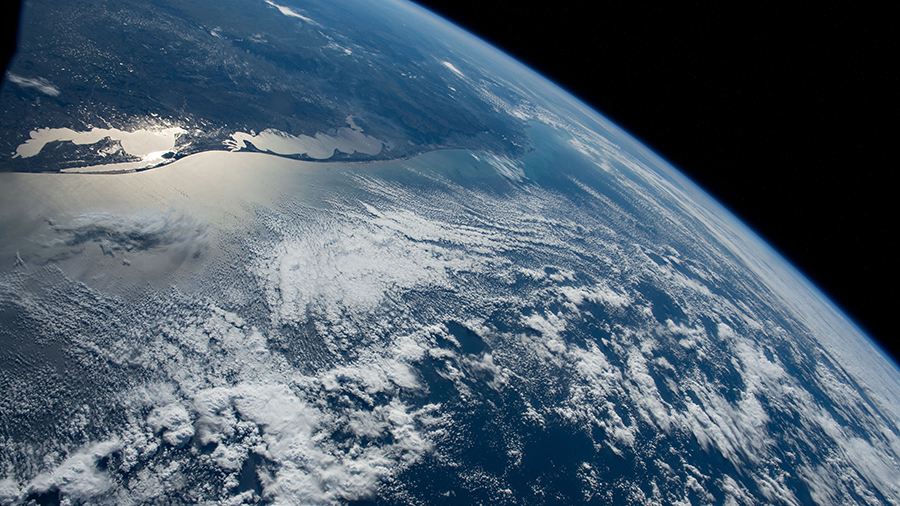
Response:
6,72,60,96
558,284,630,308
253,216,460,324
264,0,315,23
251,201,512,326
440,60,465,78
26,440,122,503
3,142,900,505
147,403,194,447
470,152,526,181
0,478,21,504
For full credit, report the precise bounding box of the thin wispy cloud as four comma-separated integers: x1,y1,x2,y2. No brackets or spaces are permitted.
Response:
6,73,61,97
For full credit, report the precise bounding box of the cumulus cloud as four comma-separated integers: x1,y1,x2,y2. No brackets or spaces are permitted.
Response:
147,403,194,447
3,151,899,505
26,440,121,503
252,203,503,325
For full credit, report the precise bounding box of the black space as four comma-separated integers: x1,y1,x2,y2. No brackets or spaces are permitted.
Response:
1,1,21,76
416,2,896,363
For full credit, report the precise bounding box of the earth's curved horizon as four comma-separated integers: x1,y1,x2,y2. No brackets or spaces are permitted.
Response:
1,1,898,505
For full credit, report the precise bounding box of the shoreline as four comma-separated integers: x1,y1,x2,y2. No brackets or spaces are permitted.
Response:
5,143,523,176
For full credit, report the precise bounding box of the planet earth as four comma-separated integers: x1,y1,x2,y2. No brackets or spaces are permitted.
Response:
1,0,899,505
